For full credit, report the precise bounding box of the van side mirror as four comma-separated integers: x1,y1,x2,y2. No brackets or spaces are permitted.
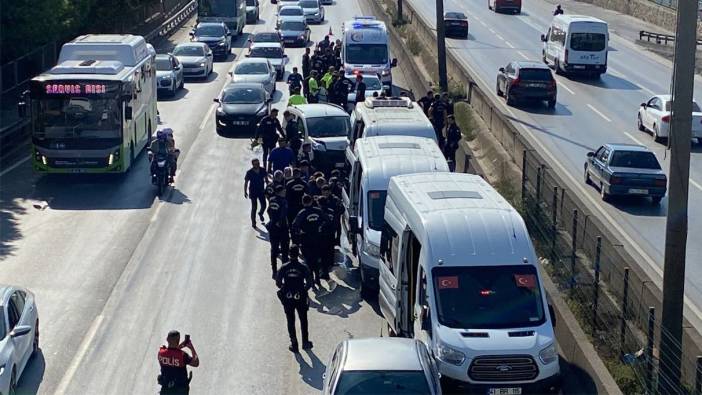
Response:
499,67,505,73
349,216,359,232
125,106,133,120
640,102,647,107
548,304,556,328
586,151,595,158
391,58,398,67
540,34,546,42
11,325,31,337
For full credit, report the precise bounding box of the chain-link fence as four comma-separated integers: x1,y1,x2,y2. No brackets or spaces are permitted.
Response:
520,150,702,394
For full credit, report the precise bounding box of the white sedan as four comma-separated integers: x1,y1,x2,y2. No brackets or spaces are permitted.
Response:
637,94,702,143
0,285,39,395
346,74,385,111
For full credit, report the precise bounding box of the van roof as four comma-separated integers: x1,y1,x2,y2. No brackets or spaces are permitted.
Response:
58,34,152,67
387,173,536,268
553,14,607,25
355,99,434,136
355,136,449,190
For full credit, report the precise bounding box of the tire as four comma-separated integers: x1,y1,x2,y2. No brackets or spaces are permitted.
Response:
547,98,556,109
496,81,503,97
157,177,165,196
554,59,563,75
506,90,515,106
9,368,17,395
488,0,492,10
584,166,592,185
653,124,667,144
542,51,548,64
32,319,39,355
651,196,662,205
359,269,372,299
170,84,176,97
179,77,184,89
600,183,609,202
637,114,645,131
387,323,397,337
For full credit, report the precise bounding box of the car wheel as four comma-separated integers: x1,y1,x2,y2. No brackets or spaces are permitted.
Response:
584,166,592,185
651,196,662,205
506,90,515,106
9,368,17,395
653,124,667,144
554,59,563,75
637,114,645,131
33,319,39,355
179,77,184,89
488,1,492,9
542,51,548,64
600,183,610,202
496,81,503,97
547,98,556,109
387,323,397,337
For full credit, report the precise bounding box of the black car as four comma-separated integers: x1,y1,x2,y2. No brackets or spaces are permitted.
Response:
496,61,557,108
215,82,272,134
277,19,311,47
444,12,469,38
191,22,231,59
585,144,667,204
246,0,260,23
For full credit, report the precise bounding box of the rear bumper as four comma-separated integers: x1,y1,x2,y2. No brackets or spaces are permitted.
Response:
183,67,207,78
606,184,666,197
445,25,469,35
563,62,607,74
282,36,307,46
495,2,521,10
216,115,261,133
510,88,556,101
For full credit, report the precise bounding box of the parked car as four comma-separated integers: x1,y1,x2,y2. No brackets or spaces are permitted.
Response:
496,61,557,108
444,12,469,38
637,94,702,143
277,5,304,27
247,42,287,79
584,143,667,204
155,54,184,97
322,338,441,395
172,43,213,79
298,0,325,23
278,17,311,47
488,0,521,13
0,285,39,395
215,82,271,134
190,22,231,60
246,0,260,23
229,58,277,94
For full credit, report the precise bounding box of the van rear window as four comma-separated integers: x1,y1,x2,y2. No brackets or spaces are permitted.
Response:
570,32,606,51
517,68,552,81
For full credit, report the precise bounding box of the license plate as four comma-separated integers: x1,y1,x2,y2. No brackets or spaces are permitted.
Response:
488,388,522,395
232,121,248,125
573,65,586,69
335,162,345,168
629,188,648,194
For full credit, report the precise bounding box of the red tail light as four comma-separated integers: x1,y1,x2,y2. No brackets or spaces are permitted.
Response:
610,175,623,185
549,79,557,89
661,114,671,123
654,178,667,187
512,77,521,87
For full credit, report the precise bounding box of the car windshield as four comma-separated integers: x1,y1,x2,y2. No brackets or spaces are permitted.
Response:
155,58,172,71
195,25,225,36
250,47,284,58
236,62,269,74
281,21,306,31
346,44,388,65
570,32,606,51
609,151,661,169
518,68,552,81
280,7,303,15
664,101,702,112
173,45,205,56
335,371,431,394
254,33,280,42
445,12,466,19
367,190,387,231
306,116,350,137
246,0,256,5
222,87,264,104
432,265,546,329
299,0,318,7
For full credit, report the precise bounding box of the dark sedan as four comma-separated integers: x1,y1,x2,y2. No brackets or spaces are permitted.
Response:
190,22,231,59
277,19,310,47
215,83,272,134
497,61,557,108
444,12,469,38
584,144,667,204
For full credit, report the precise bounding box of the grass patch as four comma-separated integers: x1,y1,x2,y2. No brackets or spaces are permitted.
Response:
406,31,422,55
453,102,476,141
448,78,465,100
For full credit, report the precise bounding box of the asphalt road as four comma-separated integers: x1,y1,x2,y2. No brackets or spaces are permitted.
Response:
407,0,702,327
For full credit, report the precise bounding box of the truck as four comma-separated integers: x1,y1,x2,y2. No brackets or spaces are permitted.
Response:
198,0,247,36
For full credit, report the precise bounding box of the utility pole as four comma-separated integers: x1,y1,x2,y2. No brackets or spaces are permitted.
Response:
435,0,448,92
397,0,403,24
658,0,695,391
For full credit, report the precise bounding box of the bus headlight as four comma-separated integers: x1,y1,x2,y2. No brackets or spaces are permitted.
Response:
108,149,120,166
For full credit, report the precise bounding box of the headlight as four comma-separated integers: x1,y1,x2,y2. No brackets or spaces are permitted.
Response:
216,107,225,114
199,62,206,67
539,343,558,364
41,155,48,166
436,342,466,366
257,107,268,116
381,69,391,76
364,239,380,257
0,363,5,376
218,40,226,46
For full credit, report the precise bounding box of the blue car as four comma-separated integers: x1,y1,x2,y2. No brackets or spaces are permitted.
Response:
584,143,667,204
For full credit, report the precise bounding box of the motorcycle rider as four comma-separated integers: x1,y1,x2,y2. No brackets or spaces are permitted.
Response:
287,67,303,93
292,194,328,285
276,245,314,353
148,130,177,184
267,184,290,279
553,4,564,15
157,330,199,395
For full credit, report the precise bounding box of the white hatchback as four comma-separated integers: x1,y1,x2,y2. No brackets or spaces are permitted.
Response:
0,285,39,395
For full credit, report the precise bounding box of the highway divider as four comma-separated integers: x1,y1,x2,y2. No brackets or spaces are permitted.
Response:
366,0,702,392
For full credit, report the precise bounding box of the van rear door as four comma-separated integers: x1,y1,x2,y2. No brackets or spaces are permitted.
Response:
567,22,608,66
379,223,402,334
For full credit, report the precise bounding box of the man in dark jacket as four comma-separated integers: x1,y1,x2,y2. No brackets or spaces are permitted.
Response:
443,115,462,172
302,47,312,79
254,108,285,170
292,194,328,285
267,184,290,278
276,245,313,353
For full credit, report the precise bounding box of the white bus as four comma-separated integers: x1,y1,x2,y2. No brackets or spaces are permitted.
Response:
541,15,608,77
22,34,157,173
341,17,397,90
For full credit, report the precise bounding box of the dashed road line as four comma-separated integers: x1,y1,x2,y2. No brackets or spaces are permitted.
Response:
496,33,504,41
557,81,575,95
517,51,530,60
504,41,514,48
623,131,645,146
691,178,702,192
587,104,613,122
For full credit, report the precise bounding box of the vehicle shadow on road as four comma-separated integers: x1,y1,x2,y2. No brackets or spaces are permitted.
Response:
516,102,573,116
160,187,191,204
505,114,596,152
571,73,640,91
294,350,326,390
0,196,25,259
17,350,45,395
609,196,667,217
158,87,191,102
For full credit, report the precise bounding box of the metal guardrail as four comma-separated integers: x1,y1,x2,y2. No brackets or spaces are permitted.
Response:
144,0,197,42
639,30,702,46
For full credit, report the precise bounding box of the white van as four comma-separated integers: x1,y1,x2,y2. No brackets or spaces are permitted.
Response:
347,97,437,160
541,15,608,77
342,136,449,296
380,172,561,393
287,103,351,171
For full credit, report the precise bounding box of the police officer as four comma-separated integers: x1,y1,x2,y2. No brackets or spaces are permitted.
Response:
316,193,337,280
157,330,199,395
276,245,313,353
306,71,320,103
267,184,290,278
444,115,462,172
429,94,448,149
255,108,285,170
321,183,344,246
287,67,303,93
292,194,327,285
311,50,325,76
333,39,342,68
286,168,308,228
283,111,302,157
354,74,367,104
332,73,350,109
302,47,312,79
417,90,434,115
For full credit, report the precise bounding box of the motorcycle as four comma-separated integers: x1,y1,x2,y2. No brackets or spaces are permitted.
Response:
149,152,171,196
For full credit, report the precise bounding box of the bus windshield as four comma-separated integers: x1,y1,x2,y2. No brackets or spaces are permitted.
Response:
32,96,121,140
199,0,239,17
345,43,388,65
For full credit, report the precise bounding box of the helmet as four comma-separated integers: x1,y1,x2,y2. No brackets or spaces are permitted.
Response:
158,127,174,137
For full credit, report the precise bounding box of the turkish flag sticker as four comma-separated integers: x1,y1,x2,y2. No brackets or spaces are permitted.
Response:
514,274,537,289
437,276,459,289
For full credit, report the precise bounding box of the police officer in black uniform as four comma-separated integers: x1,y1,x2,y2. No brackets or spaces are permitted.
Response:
332,73,351,110
320,184,344,247
316,192,338,279
292,194,327,285
255,109,285,170
311,50,325,77
444,115,462,172
302,47,312,79
267,184,290,278
276,245,313,353
286,168,308,230
429,94,448,149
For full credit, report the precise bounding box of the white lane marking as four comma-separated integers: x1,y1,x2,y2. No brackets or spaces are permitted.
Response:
0,156,30,177
478,19,488,27
505,41,514,48
691,178,702,192
488,27,496,34
517,51,530,60
557,81,575,95
623,131,645,145
150,201,164,223
55,314,104,395
587,104,612,122
496,33,504,41
199,103,216,131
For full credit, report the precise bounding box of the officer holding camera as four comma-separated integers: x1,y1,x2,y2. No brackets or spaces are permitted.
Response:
157,330,199,394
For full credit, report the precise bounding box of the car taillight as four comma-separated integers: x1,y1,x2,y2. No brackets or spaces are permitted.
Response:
549,79,557,89
654,178,667,187
512,77,521,87
661,114,671,123
461,21,468,26
564,48,569,64
610,175,623,185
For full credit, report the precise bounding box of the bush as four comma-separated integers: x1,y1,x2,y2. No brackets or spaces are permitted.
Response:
406,31,422,56
453,102,476,141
